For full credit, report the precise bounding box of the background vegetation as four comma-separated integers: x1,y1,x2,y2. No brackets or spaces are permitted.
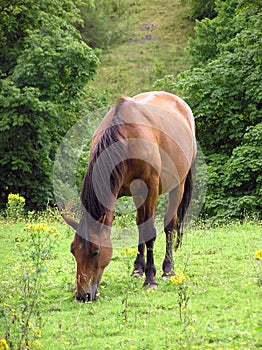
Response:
0,0,98,209
155,0,261,219
0,2,261,348
0,0,261,219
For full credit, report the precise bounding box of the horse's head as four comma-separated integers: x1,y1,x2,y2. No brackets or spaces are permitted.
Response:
70,231,112,302
59,205,112,302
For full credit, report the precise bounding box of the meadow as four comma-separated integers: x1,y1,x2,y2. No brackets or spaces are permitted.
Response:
89,0,194,102
0,211,261,350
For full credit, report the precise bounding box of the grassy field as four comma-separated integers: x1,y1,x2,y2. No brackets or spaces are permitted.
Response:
90,0,194,102
0,217,261,349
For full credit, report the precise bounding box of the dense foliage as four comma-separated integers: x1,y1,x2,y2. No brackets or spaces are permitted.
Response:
155,0,262,219
0,0,99,209
182,0,217,20
1,0,261,219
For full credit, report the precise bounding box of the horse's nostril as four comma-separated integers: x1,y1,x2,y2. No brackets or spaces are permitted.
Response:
76,294,87,303
75,286,96,302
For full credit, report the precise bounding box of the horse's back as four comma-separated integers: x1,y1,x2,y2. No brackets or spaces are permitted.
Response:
92,91,196,193
133,91,195,136
131,91,197,168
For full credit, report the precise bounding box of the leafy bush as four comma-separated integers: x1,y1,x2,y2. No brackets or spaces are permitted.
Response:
181,0,217,20
0,0,99,210
154,0,262,219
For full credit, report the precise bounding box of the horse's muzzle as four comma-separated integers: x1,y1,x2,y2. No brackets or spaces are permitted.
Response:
76,283,98,302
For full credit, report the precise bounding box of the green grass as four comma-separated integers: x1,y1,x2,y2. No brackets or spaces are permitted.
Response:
90,0,194,102
0,218,261,349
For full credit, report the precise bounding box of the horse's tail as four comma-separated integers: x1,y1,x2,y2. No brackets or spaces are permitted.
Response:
175,164,194,250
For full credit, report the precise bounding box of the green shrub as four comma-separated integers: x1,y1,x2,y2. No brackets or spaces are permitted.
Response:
154,0,261,219
181,0,217,20
0,0,99,210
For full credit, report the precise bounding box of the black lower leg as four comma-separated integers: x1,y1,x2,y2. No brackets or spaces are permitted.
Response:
162,231,175,277
175,219,183,250
132,243,145,277
143,237,158,288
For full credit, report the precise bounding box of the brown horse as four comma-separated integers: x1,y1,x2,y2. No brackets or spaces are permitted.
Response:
60,91,196,302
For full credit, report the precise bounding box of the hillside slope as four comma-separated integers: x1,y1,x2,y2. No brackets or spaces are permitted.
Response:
90,0,194,103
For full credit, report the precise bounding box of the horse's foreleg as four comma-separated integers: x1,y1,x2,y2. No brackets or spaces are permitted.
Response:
143,233,158,288
162,184,185,277
132,177,159,288
162,229,175,277
131,201,146,277
132,240,145,277
133,218,158,287
141,199,158,289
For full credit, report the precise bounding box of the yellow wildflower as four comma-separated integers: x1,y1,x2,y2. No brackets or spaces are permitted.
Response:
24,223,60,236
170,269,190,285
33,327,41,338
0,339,9,350
188,326,195,333
254,250,262,260
33,340,43,349
124,247,138,255
8,193,25,203
25,223,49,232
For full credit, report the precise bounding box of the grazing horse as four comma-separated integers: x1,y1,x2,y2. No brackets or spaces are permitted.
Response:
60,91,196,302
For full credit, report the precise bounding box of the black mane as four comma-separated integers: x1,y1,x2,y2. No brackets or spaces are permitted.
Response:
81,110,128,220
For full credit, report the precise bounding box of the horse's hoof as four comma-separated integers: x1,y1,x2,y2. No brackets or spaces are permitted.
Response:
142,282,158,290
131,269,144,278
162,271,175,278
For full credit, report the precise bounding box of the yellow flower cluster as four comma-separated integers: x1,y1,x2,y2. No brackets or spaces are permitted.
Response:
7,193,25,203
32,340,43,349
124,247,138,255
254,250,262,260
33,327,41,338
24,223,60,236
0,338,9,350
21,340,43,349
170,269,190,285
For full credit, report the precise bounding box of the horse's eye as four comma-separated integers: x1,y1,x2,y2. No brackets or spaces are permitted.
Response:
92,249,100,257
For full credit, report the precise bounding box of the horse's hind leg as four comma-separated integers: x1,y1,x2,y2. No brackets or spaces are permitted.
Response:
162,184,185,277
131,194,145,277
142,187,159,288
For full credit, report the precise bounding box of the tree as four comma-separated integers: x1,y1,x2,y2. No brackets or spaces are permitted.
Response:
0,0,99,209
155,0,262,219
181,0,217,20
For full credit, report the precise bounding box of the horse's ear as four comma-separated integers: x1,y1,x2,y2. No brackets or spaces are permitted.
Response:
57,203,79,231
98,213,107,225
